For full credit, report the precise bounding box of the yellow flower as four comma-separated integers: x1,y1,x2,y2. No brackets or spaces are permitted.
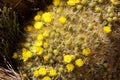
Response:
67,0,76,6
12,52,18,59
22,49,32,62
53,0,60,6
42,12,52,23
33,46,44,55
37,34,44,40
66,63,74,72
59,16,67,24
75,59,84,67
42,76,51,80
49,68,57,76
38,47,44,55
38,67,47,76
103,26,112,33
34,22,43,29
82,48,90,56
67,0,80,6
33,70,39,77
34,40,43,47
75,0,80,3
24,25,33,32
63,55,75,63
34,14,41,21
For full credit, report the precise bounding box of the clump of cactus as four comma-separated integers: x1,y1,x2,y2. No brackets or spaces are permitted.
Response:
12,0,120,80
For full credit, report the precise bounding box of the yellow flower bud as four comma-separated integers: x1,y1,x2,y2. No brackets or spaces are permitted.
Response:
82,48,90,56
37,34,44,41
22,73,27,77
43,55,49,61
59,16,67,24
103,26,112,33
34,15,41,21
12,52,18,59
53,0,60,6
24,25,33,32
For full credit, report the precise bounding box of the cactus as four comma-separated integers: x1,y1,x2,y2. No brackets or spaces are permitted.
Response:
13,0,120,80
